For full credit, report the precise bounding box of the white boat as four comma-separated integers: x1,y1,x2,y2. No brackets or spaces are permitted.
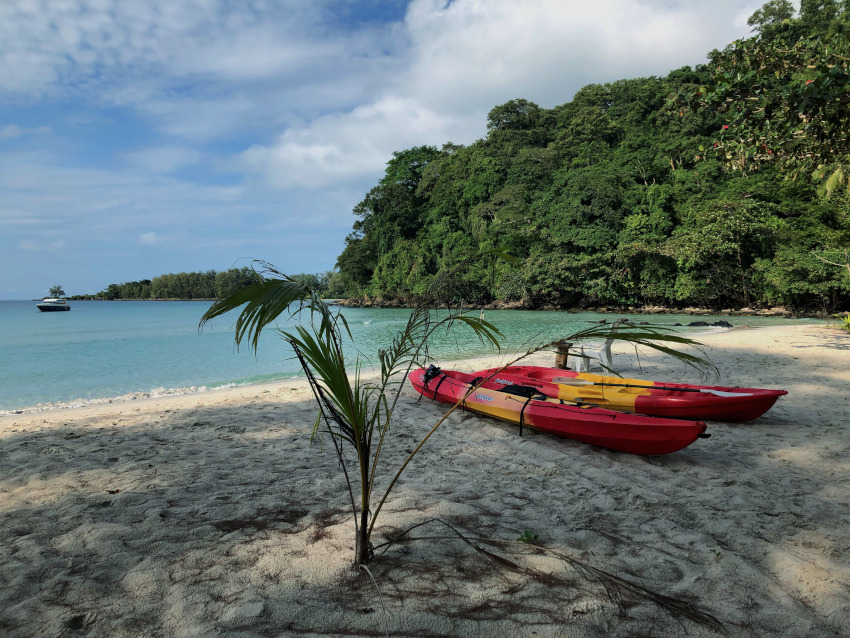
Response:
37,298,71,312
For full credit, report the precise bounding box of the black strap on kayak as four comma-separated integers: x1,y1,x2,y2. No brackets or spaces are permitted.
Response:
430,373,448,401
461,377,484,408
419,365,447,403
423,364,442,384
518,396,534,437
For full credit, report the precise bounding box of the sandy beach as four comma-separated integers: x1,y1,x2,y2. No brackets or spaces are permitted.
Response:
1,323,848,637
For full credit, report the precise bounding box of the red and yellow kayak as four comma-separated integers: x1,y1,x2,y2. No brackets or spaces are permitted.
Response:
473,365,787,422
409,366,708,455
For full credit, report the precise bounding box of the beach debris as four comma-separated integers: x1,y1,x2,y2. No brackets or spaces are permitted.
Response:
375,518,724,633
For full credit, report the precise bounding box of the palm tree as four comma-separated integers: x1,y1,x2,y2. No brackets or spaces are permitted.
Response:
200,256,713,566
201,258,506,564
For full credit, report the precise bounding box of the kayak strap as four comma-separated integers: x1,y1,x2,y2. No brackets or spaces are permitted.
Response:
420,365,448,403
422,364,442,383
462,377,484,409
430,373,448,401
518,396,534,437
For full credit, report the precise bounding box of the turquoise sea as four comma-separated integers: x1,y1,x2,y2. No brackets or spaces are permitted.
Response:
0,300,818,412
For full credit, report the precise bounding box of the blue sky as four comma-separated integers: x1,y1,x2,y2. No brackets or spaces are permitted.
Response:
1,0,764,299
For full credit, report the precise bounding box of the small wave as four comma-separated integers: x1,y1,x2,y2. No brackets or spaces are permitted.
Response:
1,385,213,416
0,371,314,416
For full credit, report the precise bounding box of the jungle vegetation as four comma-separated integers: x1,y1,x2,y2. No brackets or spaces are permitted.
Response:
73,268,335,300
331,0,850,313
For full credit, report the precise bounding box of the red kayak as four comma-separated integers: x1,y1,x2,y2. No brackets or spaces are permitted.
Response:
473,365,787,422
409,366,709,455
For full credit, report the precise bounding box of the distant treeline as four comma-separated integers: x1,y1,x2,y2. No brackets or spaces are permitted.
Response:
71,268,338,300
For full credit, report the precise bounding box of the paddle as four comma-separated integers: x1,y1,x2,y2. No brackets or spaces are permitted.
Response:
550,377,753,397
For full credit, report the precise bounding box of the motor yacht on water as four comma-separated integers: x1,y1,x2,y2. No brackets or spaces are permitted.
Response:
36,298,70,312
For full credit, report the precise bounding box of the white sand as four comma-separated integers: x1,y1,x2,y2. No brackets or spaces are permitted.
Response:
1,323,848,637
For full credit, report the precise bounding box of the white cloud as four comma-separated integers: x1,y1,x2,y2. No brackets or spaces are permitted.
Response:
0,149,360,265
0,0,389,99
0,125,51,139
0,208,48,227
0,151,238,241
1,0,764,183
238,95,472,187
240,0,763,188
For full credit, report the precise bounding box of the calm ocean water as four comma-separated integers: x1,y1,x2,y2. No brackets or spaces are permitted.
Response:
0,300,816,412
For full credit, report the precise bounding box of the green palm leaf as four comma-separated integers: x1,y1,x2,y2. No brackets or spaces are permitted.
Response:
559,323,716,378
199,261,341,354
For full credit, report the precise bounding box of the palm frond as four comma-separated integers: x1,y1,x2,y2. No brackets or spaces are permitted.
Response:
284,325,369,438
198,249,538,566
816,164,847,198
200,277,307,353
565,323,717,379
199,261,342,354
448,314,503,349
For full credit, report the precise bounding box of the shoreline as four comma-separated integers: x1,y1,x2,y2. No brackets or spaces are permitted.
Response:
1,323,848,636
0,322,826,417
15,296,843,319
334,298,842,319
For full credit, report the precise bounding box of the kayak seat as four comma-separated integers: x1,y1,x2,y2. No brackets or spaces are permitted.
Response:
500,384,547,401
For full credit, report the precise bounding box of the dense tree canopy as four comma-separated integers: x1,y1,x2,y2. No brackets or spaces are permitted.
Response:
678,0,850,293
331,1,849,312
686,0,850,194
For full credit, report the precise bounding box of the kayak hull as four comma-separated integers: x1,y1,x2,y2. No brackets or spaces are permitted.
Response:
409,367,708,455
476,366,787,422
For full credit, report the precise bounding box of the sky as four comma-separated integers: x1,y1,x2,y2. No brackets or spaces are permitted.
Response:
0,0,766,299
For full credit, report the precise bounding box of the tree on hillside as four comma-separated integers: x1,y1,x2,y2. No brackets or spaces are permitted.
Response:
487,98,542,131
49,285,65,297
747,0,796,39
666,200,783,307
679,0,850,297
685,0,850,193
